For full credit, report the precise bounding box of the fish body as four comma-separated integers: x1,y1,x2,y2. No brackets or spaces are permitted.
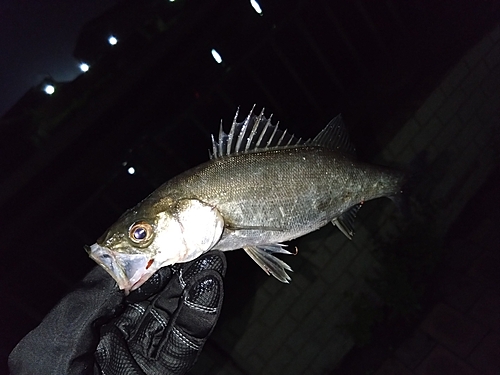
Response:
159,146,400,249
88,109,404,293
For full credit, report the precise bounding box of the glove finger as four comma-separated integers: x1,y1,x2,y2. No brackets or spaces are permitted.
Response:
167,250,226,340
177,250,227,288
177,270,224,338
126,266,172,303
147,250,226,320
151,270,224,374
96,324,146,375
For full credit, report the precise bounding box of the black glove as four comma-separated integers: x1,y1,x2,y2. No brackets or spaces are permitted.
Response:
8,250,226,375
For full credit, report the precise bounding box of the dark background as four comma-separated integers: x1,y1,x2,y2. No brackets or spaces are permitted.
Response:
1,0,499,373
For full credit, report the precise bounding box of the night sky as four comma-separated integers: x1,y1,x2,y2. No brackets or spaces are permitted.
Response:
0,0,117,116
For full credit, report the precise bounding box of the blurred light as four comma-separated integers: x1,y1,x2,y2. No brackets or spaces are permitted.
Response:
79,63,90,72
169,0,175,2
43,84,55,95
250,0,263,15
108,36,118,45
127,166,135,175
211,49,222,64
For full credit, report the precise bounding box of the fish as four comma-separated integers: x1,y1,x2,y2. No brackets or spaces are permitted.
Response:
88,107,405,294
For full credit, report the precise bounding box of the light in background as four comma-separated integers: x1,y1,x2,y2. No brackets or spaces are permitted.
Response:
250,0,263,15
211,48,223,64
43,84,55,95
108,35,118,45
79,63,90,72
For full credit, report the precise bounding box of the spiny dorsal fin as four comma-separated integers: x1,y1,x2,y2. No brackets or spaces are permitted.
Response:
209,107,303,159
308,114,356,156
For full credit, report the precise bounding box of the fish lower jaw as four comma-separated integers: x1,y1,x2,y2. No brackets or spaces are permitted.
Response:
87,243,153,295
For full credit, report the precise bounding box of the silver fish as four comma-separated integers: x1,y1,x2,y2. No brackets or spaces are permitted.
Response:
88,108,404,293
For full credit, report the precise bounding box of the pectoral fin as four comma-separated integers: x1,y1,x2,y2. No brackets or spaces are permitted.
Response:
243,245,293,283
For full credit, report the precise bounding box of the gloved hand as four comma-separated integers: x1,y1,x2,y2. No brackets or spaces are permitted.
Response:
8,250,226,375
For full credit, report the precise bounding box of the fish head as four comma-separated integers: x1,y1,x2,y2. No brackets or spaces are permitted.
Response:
87,198,224,294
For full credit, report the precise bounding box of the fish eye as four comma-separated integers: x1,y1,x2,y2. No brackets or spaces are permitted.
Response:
129,221,153,243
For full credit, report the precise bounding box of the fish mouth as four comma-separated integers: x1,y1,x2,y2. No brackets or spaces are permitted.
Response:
87,243,153,294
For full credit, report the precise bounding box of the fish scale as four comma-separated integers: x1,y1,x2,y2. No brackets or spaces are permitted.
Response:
160,146,401,251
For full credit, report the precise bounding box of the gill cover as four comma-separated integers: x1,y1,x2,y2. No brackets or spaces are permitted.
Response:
88,199,224,294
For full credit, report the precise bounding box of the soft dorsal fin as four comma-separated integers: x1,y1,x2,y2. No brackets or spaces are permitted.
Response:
308,114,356,156
209,107,303,159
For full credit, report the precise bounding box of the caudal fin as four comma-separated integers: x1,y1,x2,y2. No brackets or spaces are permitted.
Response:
390,150,429,219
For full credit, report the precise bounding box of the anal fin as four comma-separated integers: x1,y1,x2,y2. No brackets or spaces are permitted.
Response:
332,203,363,240
243,245,293,283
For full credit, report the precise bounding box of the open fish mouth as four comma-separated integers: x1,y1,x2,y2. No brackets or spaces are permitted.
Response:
86,243,152,294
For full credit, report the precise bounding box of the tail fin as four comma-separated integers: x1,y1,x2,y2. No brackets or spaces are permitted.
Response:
389,190,410,219
390,150,429,219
